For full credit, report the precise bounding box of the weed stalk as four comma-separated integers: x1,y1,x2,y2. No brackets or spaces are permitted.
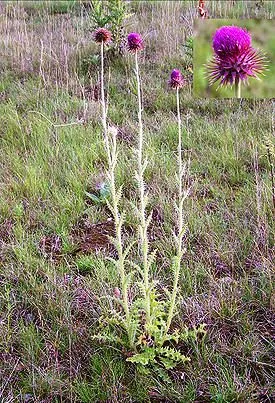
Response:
134,50,151,328
235,79,241,98
165,87,188,336
99,37,130,331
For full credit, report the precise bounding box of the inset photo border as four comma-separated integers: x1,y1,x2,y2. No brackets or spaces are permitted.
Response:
193,19,275,98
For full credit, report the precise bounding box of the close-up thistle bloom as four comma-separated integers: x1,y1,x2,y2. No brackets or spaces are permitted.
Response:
168,69,186,89
207,25,267,98
127,32,144,52
92,27,112,44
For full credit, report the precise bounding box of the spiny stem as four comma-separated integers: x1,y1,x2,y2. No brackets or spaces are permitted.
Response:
135,51,143,176
100,40,130,326
107,131,130,324
269,103,275,212
165,87,185,335
177,88,182,204
135,50,151,326
100,41,107,137
267,141,275,213
235,79,241,99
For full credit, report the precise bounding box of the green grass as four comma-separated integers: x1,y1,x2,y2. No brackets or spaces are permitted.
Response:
0,1,274,402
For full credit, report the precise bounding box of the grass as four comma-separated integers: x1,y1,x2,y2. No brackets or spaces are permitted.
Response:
0,1,274,402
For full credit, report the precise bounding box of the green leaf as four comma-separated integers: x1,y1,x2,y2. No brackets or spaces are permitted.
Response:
126,348,156,366
84,191,101,204
159,357,178,369
156,346,191,364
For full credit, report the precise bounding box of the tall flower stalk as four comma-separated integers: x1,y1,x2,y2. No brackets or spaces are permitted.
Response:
105,127,130,326
235,79,241,98
165,70,188,335
128,32,152,329
100,39,108,131
93,28,130,332
93,28,111,136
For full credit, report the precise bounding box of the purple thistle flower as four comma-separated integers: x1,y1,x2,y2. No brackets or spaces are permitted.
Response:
213,26,251,57
168,69,186,89
127,32,143,52
208,25,267,87
93,28,112,44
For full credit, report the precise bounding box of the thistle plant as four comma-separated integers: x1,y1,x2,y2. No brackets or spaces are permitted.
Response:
127,32,153,334
92,27,132,343
92,31,205,370
207,25,267,98
125,44,201,366
165,69,188,336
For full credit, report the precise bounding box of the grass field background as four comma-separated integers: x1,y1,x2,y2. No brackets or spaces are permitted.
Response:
0,1,274,402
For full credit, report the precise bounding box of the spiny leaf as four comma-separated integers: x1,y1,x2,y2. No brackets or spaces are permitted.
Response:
147,249,158,270
145,210,153,228
126,348,156,365
91,333,122,345
156,346,191,363
105,199,115,215
116,184,124,204
159,357,178,369
127,261,143,277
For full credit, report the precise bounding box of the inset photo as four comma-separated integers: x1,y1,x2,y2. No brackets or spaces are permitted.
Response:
193,19,275,98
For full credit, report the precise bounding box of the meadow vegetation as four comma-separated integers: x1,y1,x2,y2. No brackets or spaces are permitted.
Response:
0,1,274,402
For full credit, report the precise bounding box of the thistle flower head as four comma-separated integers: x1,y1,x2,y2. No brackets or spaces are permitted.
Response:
168,69,185,89
213,26,251,57
208,25,267,87
127,32,143,52
93,28,112,44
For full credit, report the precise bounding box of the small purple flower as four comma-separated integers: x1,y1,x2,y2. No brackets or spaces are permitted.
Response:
208,25,267,87
168,69,185,89
127,32,143,52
